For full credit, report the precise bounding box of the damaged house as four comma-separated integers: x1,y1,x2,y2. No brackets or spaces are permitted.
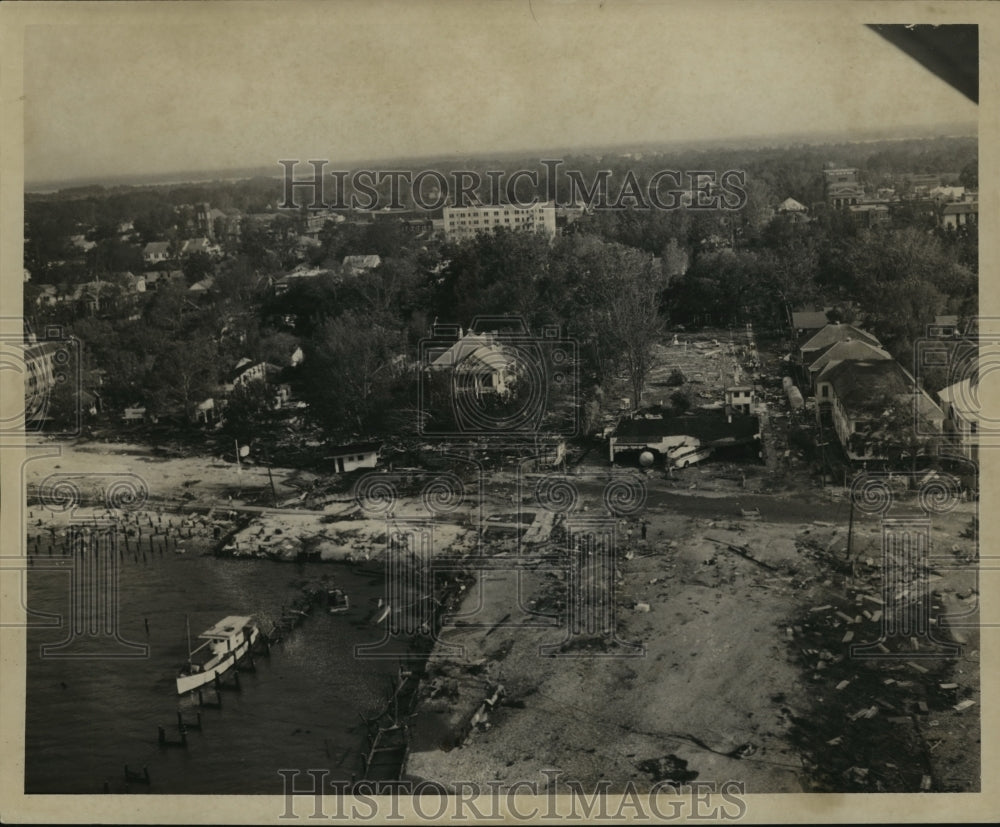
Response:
815,359,944,461
427,331,520,399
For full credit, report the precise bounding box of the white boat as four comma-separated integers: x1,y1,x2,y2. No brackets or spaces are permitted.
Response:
176,615,260,695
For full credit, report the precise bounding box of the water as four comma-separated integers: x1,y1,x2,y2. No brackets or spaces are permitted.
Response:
25,542,414,794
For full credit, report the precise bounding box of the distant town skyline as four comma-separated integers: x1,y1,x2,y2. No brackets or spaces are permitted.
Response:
20,2,977,190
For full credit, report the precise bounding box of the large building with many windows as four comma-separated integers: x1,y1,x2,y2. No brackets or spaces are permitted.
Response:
442,203,556,241
823,168,865,208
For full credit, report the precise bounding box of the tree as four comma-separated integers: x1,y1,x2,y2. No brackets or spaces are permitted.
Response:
558,236,666,406
301,311,404,436
183,251,216,285
257,330,301,367
435,228,554,328
222,381,273,443
145,339,218,420
610,254,666,409
959,157,978,189
826,227,975,361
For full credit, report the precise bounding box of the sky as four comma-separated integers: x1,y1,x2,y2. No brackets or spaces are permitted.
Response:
19,1,978,188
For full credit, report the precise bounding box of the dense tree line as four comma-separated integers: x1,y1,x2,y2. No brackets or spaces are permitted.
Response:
24,136,979,445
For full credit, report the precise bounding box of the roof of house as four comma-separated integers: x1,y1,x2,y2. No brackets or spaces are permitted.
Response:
70,280,117,301
429,333,499,368
456,345,515,374
778,197,807,212
182,237,212,254
326,441,382,457
801,323,880,354
827,182,864,194
934,314,959,327
188,277,215,292
809,339,891,375
70,234,96,251
232,361,282,382
821,359,943,424
791,310,829,331
822,359,908,411
930,186,965,198
613,411,760,445
143,241,171,256
342,254,381,271
942,202,978,215
143,269,184,284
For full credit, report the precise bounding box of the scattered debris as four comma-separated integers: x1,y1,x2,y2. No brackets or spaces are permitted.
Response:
637,754,699,784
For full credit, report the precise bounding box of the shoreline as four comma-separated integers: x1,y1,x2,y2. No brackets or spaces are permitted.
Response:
21,438,981,793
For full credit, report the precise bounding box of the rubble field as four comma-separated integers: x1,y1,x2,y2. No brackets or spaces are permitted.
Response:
405,503,980,793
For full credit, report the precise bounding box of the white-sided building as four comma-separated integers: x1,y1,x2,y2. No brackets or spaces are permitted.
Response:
326,442,381,474
938,376,979,462
442,203,556,241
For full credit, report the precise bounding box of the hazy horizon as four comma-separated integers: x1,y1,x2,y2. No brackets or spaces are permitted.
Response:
24,122,978,194
21,3,977,194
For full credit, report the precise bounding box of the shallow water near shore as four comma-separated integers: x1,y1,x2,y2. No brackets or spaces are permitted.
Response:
24,542,413,794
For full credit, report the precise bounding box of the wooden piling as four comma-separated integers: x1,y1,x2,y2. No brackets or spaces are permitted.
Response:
124,764,150,785
157,725,187,747
178,710,202,731
197,688,222,708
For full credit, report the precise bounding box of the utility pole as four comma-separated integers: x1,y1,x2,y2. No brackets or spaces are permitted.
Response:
846,492,856,577
267,462,278,508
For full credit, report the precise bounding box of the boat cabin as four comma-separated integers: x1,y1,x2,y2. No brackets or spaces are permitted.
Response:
196,615,253,658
